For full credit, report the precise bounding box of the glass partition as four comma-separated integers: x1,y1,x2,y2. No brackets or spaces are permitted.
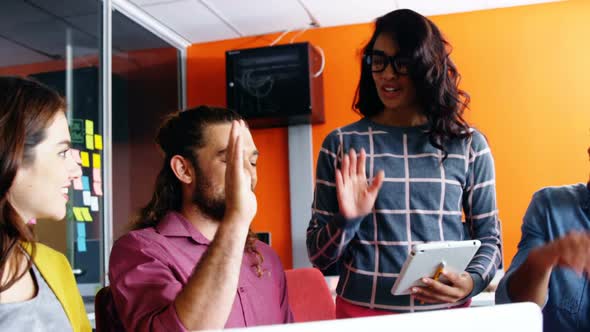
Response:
0,1,182,326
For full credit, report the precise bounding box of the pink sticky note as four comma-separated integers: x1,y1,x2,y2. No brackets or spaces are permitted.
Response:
73,177,83,190
93,182,103,196
71,149,82,164
93,168,101,182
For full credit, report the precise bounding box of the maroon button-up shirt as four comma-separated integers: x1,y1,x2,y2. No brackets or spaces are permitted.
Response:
109,212,293,331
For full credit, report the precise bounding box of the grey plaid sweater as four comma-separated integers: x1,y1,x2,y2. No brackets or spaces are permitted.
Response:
307,118,502,312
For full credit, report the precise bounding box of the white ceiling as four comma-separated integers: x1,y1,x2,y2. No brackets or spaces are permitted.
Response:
125,0,562,45
0,0,174,68
0,0,564,68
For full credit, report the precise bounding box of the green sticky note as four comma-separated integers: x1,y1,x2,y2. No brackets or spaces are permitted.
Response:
69,119,84,144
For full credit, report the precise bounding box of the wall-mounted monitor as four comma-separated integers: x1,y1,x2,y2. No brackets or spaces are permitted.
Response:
226,42,325,128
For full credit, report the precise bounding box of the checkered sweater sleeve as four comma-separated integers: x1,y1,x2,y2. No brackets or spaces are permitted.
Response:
306,129,362,271
463,131,502,296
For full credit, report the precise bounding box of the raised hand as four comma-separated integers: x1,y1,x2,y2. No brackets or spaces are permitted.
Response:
505,231,590,306
336,148,384,220
224,120,257,225
539,231,590,275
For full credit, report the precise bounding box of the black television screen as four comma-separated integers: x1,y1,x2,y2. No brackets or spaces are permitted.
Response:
226,43,323,127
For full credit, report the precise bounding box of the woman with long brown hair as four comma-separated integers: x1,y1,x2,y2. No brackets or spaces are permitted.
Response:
0,76,90,331
307,9,502,317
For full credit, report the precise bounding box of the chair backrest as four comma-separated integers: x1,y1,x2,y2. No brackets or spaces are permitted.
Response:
94,286,125,332
285,267,336,322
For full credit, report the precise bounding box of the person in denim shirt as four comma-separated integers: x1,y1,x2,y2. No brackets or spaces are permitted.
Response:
496,147,590,331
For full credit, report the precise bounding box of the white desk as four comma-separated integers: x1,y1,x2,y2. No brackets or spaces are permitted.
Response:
225,302,542,332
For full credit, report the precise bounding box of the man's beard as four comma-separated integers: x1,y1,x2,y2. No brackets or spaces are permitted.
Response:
191,164,226,221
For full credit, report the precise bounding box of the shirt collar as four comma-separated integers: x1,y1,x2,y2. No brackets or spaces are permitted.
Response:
155,211,211,245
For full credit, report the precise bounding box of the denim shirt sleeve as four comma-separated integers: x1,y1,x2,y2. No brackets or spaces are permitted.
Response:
496,190,549,307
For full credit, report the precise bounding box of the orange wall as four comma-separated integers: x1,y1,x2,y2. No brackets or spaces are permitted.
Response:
187,0,590,269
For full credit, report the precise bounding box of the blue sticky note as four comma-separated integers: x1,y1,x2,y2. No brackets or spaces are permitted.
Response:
77,238,87,252
76,222,86,237
81,176,90,191
76,223,87,252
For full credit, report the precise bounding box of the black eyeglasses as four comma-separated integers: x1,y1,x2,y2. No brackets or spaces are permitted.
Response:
364,50,411,75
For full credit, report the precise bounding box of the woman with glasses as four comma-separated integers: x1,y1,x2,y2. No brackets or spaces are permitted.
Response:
307,9,501,318
0,76,90,331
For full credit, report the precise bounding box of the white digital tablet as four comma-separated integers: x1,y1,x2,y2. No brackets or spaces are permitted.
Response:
390,240,481,296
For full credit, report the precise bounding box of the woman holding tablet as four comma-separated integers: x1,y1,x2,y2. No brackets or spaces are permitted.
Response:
306,9,502,317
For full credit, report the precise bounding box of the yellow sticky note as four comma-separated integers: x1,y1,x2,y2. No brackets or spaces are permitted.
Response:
94,135,103,150
92,153,101,169
80,152,90,167
81,207,93,222
72,207,84,222
86,135,94,150
85,120,94,135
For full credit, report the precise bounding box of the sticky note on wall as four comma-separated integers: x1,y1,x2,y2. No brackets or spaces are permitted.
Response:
72,207,84,222
85,120,94,135
77,240,86,252
94,135,103,150
77,222,87,252
82,191,92,206
90,197,99,212
69,119,84,144
86,135,94,150
77,222,86,237
80,152,90,167
81,176,90,191
73,177,83,190
93,153,101,169
93,182,103,196
93,168,101,182
81,207,93,222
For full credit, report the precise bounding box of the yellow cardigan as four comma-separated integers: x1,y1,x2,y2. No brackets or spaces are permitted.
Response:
24,242,92,332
